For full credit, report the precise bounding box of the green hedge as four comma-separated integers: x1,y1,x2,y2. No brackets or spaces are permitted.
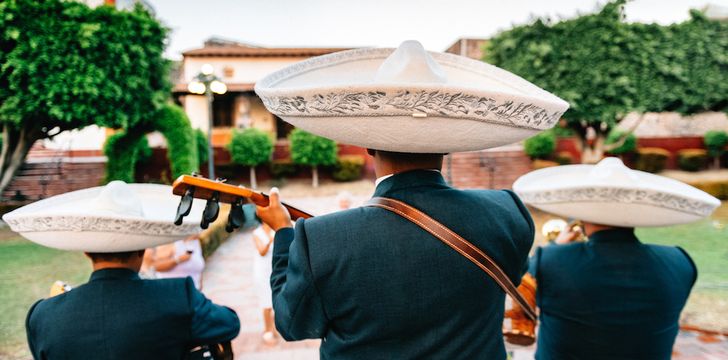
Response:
606,130,637,155
269,159,297,179
195,128,209,166
677,149,709,172
524,131,556,159
154,104,198,179
690,180,728,200
635,147,670,173
103,132,149,183
333,155,365,182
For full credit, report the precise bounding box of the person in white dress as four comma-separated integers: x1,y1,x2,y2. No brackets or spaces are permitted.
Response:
252,222,278,344
143,234,205,289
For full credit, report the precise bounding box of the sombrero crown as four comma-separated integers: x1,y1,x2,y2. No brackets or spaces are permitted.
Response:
255,40,569,153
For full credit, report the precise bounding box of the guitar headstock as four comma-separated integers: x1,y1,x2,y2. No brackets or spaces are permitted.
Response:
172,174,313,232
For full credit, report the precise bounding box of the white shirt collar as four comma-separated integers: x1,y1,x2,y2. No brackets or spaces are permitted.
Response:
374,169,441,187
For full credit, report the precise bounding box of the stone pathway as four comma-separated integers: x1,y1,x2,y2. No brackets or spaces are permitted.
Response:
201,194,728,359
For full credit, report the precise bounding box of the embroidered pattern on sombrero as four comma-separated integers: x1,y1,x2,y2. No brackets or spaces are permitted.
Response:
517,187,715,217
261,90,562,130
5,216,198,235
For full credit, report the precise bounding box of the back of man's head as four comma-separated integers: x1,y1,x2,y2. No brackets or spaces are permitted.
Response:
85,250,145,272
368,150,444,176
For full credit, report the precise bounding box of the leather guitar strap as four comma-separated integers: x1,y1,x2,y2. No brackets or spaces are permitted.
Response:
365,197,538,322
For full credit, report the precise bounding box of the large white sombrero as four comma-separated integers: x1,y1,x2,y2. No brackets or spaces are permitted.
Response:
2,181,204,252
513,157,721,227
255,40,569,153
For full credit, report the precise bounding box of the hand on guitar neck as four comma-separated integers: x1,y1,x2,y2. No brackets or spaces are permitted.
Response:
171,175,313,233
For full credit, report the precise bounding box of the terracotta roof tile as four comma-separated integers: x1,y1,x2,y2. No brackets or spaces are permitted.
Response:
182,45,351,58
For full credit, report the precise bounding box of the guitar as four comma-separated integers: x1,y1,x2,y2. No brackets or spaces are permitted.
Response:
171,174,313,231
48,281,233,360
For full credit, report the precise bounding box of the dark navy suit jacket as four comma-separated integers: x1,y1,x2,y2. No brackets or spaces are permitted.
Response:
271,170,535,359
26,268,240,360
529,228,697,360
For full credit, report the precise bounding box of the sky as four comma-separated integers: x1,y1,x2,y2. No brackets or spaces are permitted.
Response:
146,0,728,60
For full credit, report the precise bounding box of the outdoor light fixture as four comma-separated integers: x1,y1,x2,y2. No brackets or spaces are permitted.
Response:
188,63,227,179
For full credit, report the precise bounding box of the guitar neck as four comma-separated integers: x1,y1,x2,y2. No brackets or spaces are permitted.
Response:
172,175,314,220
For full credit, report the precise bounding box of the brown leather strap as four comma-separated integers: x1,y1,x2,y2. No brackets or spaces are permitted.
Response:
365,197,538,321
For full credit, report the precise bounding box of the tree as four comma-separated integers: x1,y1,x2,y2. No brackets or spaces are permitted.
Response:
0,0,169,193
289,129,337,187
704,130,728,169
524,131,556,159
228,128,274,189
486,0,728,163
605,129,637,158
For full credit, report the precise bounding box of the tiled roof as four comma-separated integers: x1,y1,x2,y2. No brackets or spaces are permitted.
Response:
182,45,351,58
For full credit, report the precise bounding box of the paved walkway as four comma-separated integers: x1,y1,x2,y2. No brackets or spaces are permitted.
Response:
201,195,728,359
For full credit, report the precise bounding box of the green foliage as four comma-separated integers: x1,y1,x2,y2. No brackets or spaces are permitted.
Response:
228,128,274,166
153,104,198,178
634,147,670,173
269,159,297,179
195,128,209,166
0,0,169,131
103,132,149,183
554,151,574,165
289,129,337,167
524,131,556,159
486,0,727,131
704,130,728,158
332,155,365,182
605,130,637,154
677,149,708,172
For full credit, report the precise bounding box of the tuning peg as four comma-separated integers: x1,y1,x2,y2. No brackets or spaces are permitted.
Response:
174,187,195,226
200,191,220,229
225,198,245,233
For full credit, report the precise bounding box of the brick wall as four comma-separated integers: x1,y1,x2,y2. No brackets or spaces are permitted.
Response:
3,160,106,201
442,146,532,189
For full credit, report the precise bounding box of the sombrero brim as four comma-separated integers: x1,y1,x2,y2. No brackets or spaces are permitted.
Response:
513,162,721,227
255,47,569,153
3,184,204,252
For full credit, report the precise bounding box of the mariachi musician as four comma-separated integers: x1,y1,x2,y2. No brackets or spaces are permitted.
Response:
514,157,720,360
253,40,569,358
3,181,240,360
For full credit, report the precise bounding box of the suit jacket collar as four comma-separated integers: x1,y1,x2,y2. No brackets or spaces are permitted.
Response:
373,169,448,197
588,228,639,244
89,268,140,282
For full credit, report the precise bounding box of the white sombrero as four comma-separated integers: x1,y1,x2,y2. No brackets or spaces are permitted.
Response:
2,181,204,252
513,157,721,227
255,40,569,153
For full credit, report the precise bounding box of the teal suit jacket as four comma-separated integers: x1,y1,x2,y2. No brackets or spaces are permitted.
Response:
271,170,535,359
26,268,240,360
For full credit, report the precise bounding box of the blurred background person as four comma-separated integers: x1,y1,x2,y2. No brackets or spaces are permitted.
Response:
252,222,278,344
336,191,353,210
143,234,205,289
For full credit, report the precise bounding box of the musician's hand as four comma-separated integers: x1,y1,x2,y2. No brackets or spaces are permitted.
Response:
176,252,192,263
554,226,582,245
256,187,292,231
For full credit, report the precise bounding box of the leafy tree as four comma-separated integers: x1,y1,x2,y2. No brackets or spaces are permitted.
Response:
704,130,728,169
486,0,727,163
0,0,169,193
289,129,337,187
228,128,274,189
524,130,556,159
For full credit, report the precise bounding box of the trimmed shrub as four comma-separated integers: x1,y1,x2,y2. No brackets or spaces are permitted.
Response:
677,149,709,172
333,155,365,182
704,130,728,169
103,132,149,183
269,159,297,179
289,129,337,187
554,151,574,165
605,130,637,155
524,131,556,159
634,147,670,173
154,104,198,179
228,128,274,188
532,159,560,169
690,180,728,200
195,128,209,166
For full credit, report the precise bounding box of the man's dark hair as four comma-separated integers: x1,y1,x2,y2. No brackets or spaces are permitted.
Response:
371,150,444,165
86,251,139,263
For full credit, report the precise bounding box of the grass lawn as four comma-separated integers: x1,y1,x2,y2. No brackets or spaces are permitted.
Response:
0,235,91,359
